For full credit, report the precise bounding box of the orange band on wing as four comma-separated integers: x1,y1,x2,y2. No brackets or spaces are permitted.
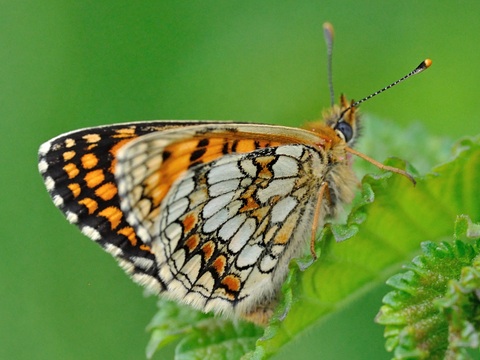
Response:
144,131,305,208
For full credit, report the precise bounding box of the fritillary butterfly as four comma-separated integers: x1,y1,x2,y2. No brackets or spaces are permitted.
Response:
38,23,431,325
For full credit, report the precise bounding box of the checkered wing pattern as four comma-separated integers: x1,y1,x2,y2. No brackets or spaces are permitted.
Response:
38,121,336,319
38,121,218,293
114,124,330,317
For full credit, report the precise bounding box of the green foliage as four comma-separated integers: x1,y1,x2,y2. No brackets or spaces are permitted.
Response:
148,132,480,359
437,241,480,359
146,299,212,358
377,232,480,359
146,299,262,360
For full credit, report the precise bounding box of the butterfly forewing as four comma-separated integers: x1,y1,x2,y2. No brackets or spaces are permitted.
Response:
38,121,220,293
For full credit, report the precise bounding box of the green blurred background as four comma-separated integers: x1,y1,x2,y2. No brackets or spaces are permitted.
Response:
2,1,479,359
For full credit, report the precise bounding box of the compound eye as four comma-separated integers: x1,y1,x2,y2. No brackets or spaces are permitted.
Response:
334,121,353,142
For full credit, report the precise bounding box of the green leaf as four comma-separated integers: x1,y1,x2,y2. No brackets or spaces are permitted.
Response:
377,239,479,359
376,217,480,359
146,298,263,359
176,320,263,360
145,298,212,358
438,218,480,358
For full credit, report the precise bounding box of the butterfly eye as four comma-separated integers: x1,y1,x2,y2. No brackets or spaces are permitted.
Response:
334,121,353,143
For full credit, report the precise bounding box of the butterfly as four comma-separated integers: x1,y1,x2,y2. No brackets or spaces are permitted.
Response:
38,23,431,325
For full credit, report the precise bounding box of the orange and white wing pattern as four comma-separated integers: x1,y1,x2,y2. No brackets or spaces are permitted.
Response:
38,120,357,323
114,124,335,319
38,121,219,293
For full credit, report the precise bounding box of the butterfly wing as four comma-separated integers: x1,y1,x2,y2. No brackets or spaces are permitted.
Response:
115,124,329,317
38,121,220,293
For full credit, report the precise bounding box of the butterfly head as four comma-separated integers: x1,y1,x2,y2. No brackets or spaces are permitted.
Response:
303,94,360,149
328,94,360,146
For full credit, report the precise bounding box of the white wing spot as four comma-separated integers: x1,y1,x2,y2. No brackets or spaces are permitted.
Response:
167,278,189,299
146,156,162,172
53,194,64,207
218,214,246,242
129,141,148,158
131,256,155,271
184,291,207,309
131,151,148,168
66,211,78,224
240,177,252,188
236,244,263,268
202,208,229,233
82,226,101,241
194,271,215,294
131,273,162,294
171,248,186,274
136,227,151,244
275,144,304,158
38,141,52,155
104,243,123,256
167,197,189,224
271,196,298,223
208,179,240,197
45,176,55,191
117,259,135,274
257,178,296,203
125,185,143,205
228,218,256,253
203,191,236,219
271,156,299,178
182,254,202,284
131,165,148,186
259,254,277,272
164,222,182,253
207,162,243,184
172,176,195,202
240,159,257,177
271,244,285,256
38,160,48,174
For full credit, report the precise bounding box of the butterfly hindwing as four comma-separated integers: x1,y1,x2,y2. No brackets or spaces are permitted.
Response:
114,124,329,316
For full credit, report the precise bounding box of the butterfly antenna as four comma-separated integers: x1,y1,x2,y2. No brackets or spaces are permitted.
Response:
323,22,335,107
341,58,432,116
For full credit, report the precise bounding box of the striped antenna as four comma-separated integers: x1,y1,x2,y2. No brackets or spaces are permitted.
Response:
342,59,432,115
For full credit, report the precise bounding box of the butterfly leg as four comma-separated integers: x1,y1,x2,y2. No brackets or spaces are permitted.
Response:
309,181,331,260
345,146,416,185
